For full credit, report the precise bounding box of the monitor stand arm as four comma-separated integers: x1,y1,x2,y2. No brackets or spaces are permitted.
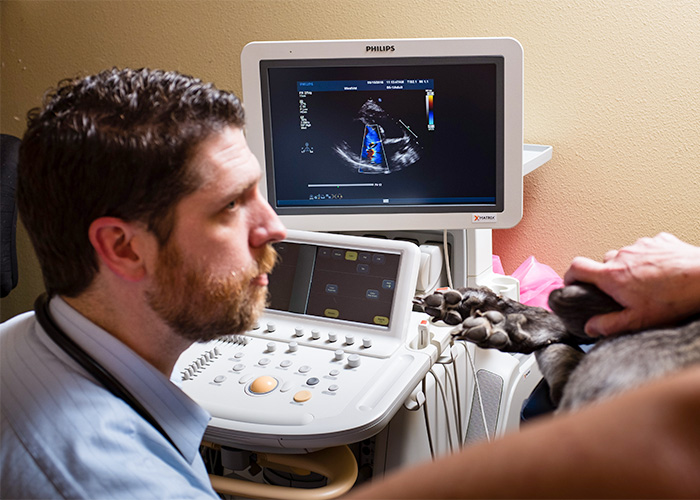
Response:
449,229,520,301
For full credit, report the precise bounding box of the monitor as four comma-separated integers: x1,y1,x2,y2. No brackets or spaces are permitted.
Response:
241,37,523,231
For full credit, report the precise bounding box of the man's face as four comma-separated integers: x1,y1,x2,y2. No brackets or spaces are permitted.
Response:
146,127,287,342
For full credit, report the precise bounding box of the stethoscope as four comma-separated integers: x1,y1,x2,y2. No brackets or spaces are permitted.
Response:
34,293,182,458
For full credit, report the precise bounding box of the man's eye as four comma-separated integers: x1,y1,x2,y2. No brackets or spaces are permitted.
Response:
226,200,237,210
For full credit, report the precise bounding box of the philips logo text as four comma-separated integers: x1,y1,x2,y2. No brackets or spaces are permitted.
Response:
366,45,395,52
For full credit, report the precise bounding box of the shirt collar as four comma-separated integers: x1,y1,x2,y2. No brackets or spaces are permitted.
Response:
46,296,211,464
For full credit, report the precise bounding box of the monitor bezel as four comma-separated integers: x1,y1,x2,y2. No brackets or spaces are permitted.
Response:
241,37,523,231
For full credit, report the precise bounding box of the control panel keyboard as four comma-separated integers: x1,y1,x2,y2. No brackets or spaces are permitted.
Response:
176,312,431,452
174,230,431,452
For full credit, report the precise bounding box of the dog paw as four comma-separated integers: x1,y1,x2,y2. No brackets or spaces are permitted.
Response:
454,310,531,352
416,289,464,325
415,287,501,326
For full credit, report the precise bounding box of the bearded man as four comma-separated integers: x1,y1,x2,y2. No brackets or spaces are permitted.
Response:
1,68,286,498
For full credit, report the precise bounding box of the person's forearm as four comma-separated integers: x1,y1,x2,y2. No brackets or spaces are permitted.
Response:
346,365,700,499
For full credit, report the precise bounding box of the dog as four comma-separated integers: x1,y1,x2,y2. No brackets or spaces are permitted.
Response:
415,283,700,411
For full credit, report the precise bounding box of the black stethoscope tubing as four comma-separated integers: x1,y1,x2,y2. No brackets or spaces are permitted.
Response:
34,294,182,458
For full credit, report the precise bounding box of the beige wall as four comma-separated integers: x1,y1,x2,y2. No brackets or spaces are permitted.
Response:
2,0,699,319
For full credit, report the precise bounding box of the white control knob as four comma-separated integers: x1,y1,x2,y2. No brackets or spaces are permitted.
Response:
328,332,338,342
347,354,361,368
294,327,304,337
311,329,321,340
266,342,276,352
288,341,299,352
362,338,372,348
334,350,345,361
345,335,355,345
266,323,276,332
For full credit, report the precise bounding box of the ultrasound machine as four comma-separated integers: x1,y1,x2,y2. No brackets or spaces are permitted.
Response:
175,37,552,499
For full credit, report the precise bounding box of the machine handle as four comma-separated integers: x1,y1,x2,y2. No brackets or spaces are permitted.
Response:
208,444,358,500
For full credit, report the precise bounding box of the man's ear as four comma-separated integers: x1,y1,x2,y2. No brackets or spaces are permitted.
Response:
88,217,153,282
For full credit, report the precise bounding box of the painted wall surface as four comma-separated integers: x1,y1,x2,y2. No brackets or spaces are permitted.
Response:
2,0,699,319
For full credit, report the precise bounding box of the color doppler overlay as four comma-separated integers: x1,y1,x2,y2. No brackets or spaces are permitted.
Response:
360,124,388,172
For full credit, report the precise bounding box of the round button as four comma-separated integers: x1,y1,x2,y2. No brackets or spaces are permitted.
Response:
362,338,372,348
298,365,312,374
234,352,244,359
293,390,312,403
288,341,299,352
345,335,355,345
280,360,292,368
347,354,361,368
329,369,340,377
213,375,226,384
258,358,271,366
266,342,276,352
328,384,339,392
328,332,338,342
311,330,321,340
233,363,245,372
266,323,276,332
334,350,344,361
249,375,278,394
306,377,320,386
294,327,304,337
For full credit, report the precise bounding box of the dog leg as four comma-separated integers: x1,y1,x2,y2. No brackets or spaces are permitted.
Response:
548,282,623,341
416,287,570,354
534,344,586,407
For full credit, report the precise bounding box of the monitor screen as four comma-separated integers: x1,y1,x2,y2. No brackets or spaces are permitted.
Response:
241,38,523,231
268,240,401,328
260,230,421,345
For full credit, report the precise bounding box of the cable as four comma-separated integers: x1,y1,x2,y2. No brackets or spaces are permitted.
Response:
460,341,492,443
442,362,461,445
421,376,436,460
449,345,465,443
443,229,453,289
429,367,455,453
436,350,463,445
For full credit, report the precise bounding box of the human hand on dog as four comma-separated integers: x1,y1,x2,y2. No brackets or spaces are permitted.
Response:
564,232,700,337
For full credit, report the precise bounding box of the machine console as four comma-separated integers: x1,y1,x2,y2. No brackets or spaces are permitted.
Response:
175,230,435,453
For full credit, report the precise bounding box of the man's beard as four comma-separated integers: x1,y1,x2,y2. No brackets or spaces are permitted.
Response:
146,241,278,343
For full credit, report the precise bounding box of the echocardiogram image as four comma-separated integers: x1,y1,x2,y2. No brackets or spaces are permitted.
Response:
335,99,422,175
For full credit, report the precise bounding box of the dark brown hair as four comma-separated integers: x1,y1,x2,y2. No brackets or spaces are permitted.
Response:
17,68,245,297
